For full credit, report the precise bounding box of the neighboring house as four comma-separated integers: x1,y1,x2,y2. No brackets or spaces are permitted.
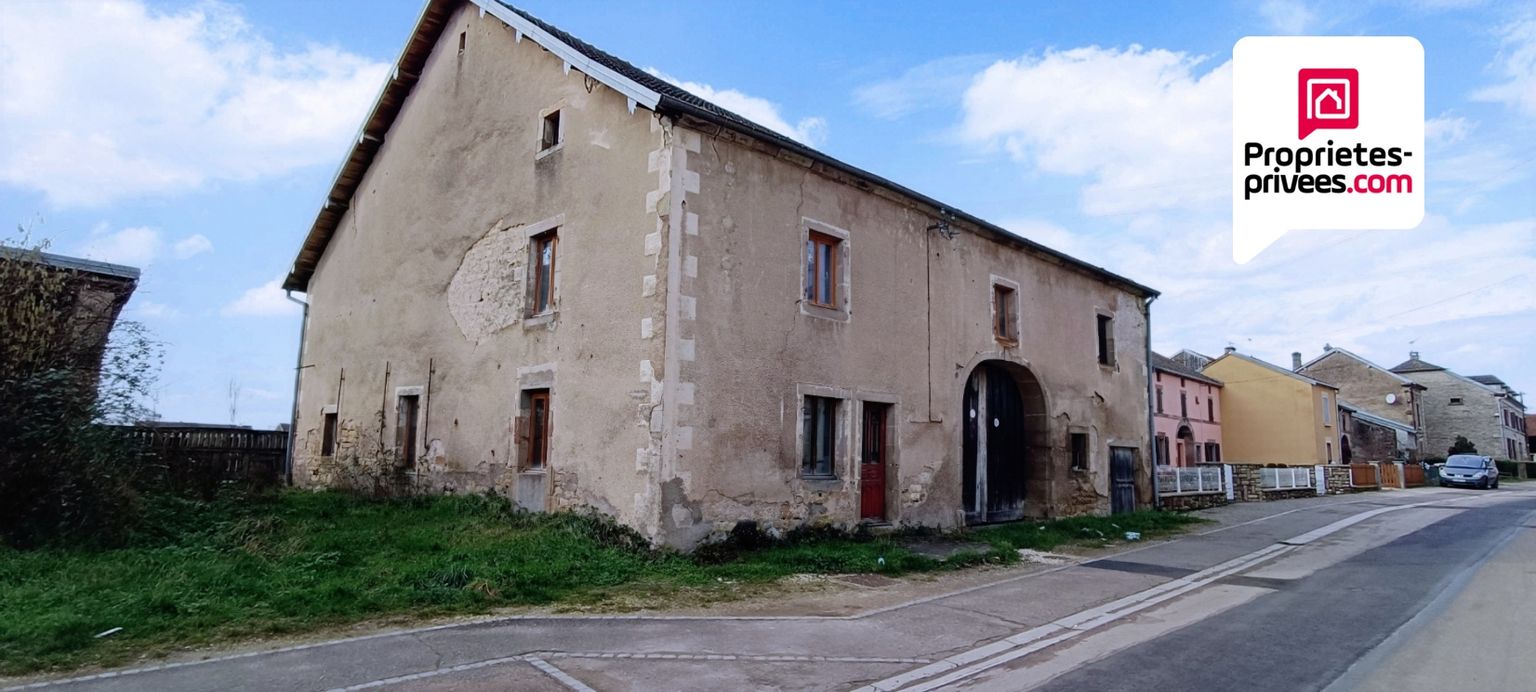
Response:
1295,346,1425,457
281,0,1158,547
1150,352,1223,467
1390,353,1527,461
1170,349,1214,373
1337,401,1417,463
0,248,139,387
1202,349,1341,466
1526,414,1535,461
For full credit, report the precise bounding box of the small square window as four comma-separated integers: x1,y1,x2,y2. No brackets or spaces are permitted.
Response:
1070,432,1089,471
1448,397,1463,406
1096,314,1115,366
993,284,1017,342
528,230,558,316
802,396,839,477
540,110,561,151
804,232,840,308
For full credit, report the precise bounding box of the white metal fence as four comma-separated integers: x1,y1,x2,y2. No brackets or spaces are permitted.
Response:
1156,465,1225,495
1261,466,1315,490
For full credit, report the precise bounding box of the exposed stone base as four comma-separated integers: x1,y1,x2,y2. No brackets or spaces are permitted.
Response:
1160,492,1229,511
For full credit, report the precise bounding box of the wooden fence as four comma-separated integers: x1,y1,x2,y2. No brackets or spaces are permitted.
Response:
110,425,286,498
1403,463,1425,488
1378,463,1403,489
1349,463,1380,488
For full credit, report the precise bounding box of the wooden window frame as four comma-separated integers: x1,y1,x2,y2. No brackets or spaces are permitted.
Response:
517,389,552,471
396,393,421,467
1155,385,1164,414
528,230,558,317
993,282,1018,344
801,395,839,479
805,231,840,309
1069,432,1089,471
540,110,561,152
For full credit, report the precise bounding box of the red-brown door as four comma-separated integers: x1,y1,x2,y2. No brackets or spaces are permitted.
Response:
861,404,889,521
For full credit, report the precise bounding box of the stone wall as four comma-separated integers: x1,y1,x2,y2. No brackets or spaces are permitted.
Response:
1160,492,1229,511
1323,465,1354,495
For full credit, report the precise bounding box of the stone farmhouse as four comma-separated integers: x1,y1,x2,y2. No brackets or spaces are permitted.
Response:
281,0,1158,546
1390,353,1526,461
1296,346,1425,458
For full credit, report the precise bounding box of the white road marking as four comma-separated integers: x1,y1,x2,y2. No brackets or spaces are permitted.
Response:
527,657,597,692
860,493,1496,691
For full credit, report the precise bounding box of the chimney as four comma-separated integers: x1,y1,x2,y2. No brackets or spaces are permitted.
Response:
1410,351,1420,360
1292,352,1303,370
1224,346,1237,355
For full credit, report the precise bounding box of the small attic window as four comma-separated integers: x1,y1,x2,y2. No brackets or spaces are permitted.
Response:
540,110,562,151
458,31,466,55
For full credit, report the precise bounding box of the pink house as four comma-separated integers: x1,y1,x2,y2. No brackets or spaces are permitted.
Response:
1152,352,1223,467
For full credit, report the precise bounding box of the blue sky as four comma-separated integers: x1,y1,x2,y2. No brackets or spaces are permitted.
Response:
1,0,1531,429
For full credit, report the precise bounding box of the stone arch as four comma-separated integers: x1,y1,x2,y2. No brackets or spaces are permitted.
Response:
961,359,1050,524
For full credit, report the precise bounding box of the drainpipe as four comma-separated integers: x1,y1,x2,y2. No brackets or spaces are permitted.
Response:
284,289,310,487
1144,295,1159,509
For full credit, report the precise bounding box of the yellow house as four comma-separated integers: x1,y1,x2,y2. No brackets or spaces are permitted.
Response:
1202,349,1341,466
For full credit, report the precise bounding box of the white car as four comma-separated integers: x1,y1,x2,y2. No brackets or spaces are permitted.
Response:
1439,455,1499,489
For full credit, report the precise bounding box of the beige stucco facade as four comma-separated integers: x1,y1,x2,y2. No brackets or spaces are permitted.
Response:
1296,347,1424,457
287,0,1156,546
1202,351,1340,466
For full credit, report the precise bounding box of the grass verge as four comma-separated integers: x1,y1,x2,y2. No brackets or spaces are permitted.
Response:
0,491,1202,676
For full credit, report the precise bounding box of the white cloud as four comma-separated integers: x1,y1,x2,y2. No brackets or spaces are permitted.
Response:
1258,0,1319,34
0,0,389,206
171,233,214,259
853,55,994,120
76,226,161,266
1472,16,1536,116
1425,115,1474,146
222,277,299,317
646,69,827,146
959,47,1231,217
130,300,182,320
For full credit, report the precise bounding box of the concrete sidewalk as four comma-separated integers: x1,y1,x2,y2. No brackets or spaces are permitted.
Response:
5,487,1496,692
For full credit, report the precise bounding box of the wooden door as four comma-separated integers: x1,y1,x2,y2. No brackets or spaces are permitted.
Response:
1111,446,1137,514
860,403,889,521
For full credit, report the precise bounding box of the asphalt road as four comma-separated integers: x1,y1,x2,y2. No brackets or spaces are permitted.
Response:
974,492,1536,691
8,487,1532,692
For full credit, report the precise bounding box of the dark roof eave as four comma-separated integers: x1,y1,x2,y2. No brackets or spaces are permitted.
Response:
655,95,1159,300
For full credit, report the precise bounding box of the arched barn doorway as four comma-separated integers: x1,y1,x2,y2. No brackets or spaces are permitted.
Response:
962,361,1049,524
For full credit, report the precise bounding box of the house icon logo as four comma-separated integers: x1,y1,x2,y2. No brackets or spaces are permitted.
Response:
1297,68,1358,139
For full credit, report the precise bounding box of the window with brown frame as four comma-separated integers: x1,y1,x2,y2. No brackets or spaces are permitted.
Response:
993,284,1017,342
804,231,840,308
1155,386,1164,414
396,394,420,467
321,411,338,456
540,110,561,151
528,230,557,316
517,389,551,470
